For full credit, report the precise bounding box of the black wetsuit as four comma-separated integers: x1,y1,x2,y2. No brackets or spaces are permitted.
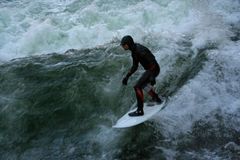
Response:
125,43,160,112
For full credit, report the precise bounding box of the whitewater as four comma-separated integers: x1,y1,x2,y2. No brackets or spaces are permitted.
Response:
0,0,240,159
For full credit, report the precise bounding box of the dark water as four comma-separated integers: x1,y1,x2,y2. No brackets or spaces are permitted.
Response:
1,40,239,160
1,0,240,159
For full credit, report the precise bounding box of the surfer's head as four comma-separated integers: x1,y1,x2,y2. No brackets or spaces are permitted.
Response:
121,35,134,50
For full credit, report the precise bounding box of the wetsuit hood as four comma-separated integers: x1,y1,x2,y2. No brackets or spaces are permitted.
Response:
121,35,135,50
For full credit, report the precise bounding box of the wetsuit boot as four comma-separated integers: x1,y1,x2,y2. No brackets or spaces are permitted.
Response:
128,108,144,117
148,89,162,104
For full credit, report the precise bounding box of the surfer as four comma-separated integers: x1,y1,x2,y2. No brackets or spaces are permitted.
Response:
121,35,162,117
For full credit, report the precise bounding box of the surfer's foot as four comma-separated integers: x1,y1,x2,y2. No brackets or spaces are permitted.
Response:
156,97,162,104
128,110,144,117
152,96,163,104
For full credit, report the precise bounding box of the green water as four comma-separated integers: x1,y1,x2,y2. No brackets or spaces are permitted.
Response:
1,0,240,159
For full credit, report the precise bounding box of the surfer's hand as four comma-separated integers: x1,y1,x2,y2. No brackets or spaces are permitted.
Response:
122,77,128,85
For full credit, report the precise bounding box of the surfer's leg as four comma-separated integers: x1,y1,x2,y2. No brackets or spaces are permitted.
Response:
129,86,144,116
143,69,162,104
130,71,151,116
144,83,162,104
130,70,161,116
144,83,157,97
133,86,144,113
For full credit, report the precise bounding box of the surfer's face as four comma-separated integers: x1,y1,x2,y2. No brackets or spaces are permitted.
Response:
122,44,129,50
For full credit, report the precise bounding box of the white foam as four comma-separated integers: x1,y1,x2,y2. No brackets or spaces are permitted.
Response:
0,0,239,61
154,41,240,137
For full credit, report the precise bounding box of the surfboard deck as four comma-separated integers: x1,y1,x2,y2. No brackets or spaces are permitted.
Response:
113,100,166,128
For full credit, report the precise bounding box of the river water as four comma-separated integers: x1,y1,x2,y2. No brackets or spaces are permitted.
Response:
0,0,240,159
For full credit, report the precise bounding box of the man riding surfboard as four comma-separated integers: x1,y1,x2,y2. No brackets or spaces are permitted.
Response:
121,35,162,117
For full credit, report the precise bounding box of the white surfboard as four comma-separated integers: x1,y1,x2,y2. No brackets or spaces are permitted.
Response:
113,100,166,128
